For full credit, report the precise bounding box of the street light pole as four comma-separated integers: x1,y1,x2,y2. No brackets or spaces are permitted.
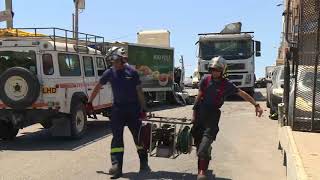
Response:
5,0,13,28
74,0,79,49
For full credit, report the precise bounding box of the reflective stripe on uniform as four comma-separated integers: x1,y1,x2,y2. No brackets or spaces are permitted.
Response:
111,147,124,153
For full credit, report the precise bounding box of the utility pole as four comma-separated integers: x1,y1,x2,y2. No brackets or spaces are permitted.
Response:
5,0,13,28
74,0,79,49
72,13,75,38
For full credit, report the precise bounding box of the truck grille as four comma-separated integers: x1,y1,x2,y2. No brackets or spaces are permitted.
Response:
227,75,243,80
227,63,245,70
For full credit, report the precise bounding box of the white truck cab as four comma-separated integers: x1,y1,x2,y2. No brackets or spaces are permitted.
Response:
196,32,261,96
0,28,113,140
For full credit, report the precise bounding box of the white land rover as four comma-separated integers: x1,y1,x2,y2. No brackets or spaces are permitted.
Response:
0,28,113,140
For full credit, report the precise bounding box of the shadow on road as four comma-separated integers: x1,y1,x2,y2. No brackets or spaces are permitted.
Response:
0,121,112,151
96,170,231,180
122,170,231,180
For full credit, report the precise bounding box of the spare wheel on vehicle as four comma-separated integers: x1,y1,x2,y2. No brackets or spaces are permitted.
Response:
0,67,40,110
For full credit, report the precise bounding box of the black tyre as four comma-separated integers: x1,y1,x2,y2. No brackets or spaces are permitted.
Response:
70,102,87,139
256,84,261,88
0,67,40,110
0,121,19,141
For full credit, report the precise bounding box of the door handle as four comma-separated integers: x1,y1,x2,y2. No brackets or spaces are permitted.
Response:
100,87,104,89
88,88,92,91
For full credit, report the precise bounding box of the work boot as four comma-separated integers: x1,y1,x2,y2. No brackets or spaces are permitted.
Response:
197,159,209,180
108,165,122,179
138,150,151,173
269,112,278,120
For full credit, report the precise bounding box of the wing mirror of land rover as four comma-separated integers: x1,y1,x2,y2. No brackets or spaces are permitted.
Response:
281,84,284,88
255,41,261,57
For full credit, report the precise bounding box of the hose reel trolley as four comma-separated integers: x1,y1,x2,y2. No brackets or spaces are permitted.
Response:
138,113,193,158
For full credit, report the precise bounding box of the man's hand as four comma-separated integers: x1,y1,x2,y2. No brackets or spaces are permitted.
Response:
139,109,148,120
255,105,263,117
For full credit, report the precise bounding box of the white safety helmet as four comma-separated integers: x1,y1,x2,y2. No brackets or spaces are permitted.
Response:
208,56,226,73
107,46,127,61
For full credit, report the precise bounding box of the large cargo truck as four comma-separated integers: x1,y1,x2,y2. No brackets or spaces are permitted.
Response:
101,42,175,103
196,22,261,96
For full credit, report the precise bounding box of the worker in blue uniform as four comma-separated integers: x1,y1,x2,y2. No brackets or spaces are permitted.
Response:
88,47,150,179
192,56,263,180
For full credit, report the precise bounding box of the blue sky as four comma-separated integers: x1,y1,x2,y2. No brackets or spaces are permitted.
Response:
1,0,284,78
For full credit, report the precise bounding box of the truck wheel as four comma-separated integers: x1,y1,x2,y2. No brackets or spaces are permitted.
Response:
0,121,19,141
70,102,87,139
0,67,40,109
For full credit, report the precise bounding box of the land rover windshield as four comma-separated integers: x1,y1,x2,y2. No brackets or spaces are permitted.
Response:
199,40,252,60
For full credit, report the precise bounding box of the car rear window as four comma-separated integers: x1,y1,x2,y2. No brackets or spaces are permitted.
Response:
0,50,37,74
96,57,106,76
42,54,54,75
58,53,81,76
83,56,95,77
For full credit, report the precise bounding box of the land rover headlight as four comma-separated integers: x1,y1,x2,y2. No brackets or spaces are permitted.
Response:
245,74,252,84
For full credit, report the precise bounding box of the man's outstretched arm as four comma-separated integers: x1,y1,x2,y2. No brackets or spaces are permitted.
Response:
88,83,103,103
237,90,263,117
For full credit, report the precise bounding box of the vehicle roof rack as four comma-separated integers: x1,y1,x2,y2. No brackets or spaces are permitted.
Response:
0,27,106,54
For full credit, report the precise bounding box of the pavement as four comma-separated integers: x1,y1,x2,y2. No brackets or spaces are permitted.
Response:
278,126,320,180
293,132,320,180
0,89,286,180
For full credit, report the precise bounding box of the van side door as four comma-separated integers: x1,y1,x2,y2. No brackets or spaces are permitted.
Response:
81,55,99,107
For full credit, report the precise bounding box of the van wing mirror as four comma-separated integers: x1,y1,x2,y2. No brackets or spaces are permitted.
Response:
255,41,261,57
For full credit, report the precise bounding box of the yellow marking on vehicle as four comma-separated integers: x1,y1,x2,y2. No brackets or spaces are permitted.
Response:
43,87,57,94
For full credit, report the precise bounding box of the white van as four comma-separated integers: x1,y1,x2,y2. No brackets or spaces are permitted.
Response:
0,28,113,140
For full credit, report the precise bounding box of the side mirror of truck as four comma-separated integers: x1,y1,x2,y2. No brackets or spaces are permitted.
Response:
255,41,261,57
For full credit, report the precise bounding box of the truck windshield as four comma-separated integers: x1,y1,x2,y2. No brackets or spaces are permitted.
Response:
0,50,37,74
199,40,252,60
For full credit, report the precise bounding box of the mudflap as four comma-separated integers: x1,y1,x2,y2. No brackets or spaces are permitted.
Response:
50,117,71,137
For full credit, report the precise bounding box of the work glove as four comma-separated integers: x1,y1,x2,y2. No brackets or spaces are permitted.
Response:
139,108,148,121
85,102,94,115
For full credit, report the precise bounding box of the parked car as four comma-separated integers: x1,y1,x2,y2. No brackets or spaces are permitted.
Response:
267,66,284,117
255,77,267,88
0,28,113,140
288,66,320,123
184,77,193,88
